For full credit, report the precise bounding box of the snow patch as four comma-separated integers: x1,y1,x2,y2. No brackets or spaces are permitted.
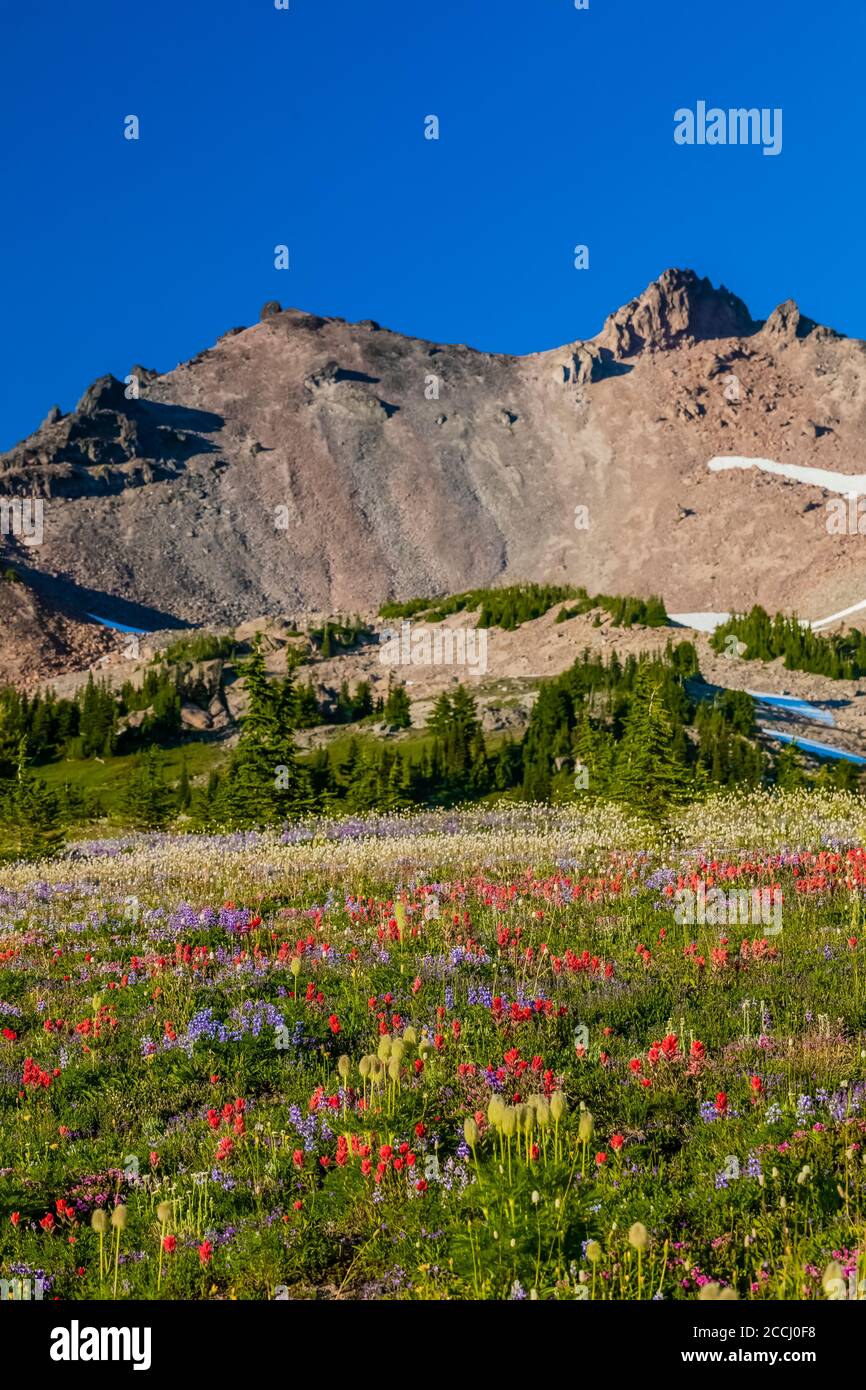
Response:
708,455,866,496
669,612,730,633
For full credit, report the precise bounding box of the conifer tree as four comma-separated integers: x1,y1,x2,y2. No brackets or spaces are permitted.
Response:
124,747,176,830
468,727,490,794
79,675,117,758
291,682,321,728
190,769,221,829
426,693,453,737
571,711,615,798
214,637,314,827
308,748,339,807
331,680,350,724
345,744,381,812
493,737,523,792
176,758,192,812
611,667,692,818
337,736,362,790
775,740,807,789
384,683,411,729
0,739,65,860
352,681,373,720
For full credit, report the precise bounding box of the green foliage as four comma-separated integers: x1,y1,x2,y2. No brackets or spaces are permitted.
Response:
775,740,808,790
711,606,866,680
380,585,668,631
0,739,64,860
378,596,434,621
123,747,177,830
424,687,485,796
336,741,414,812
557,592,669,628
210,637,314,828
610,666,693,818
0,687,80,771
117,668,182,748
79,675,117,759
291,682,322,729
309,617,372,655
383,683,411,729
519,643,770,815
159,633,236,663
2,589,854,834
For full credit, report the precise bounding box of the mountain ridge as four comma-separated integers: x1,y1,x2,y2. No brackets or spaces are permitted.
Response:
2,267,865,652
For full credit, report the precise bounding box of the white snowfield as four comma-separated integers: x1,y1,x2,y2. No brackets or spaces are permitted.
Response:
669,602,866,634
707,455,866,496
670,606,866,633
809,598,866,630
668,612,731,633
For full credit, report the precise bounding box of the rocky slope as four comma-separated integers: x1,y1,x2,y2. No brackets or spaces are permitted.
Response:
0,578,118,687
3,268,866,645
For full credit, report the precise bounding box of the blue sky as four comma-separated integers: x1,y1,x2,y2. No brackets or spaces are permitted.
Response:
1,0,863,450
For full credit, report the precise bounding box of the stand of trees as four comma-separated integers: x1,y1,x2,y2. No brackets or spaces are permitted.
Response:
380,583,669,632
712,606,866,680
0,627,861,856
288,677,411,729
0,739,65,861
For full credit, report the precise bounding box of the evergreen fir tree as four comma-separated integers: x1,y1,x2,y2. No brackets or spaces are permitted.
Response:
308,748,339,807
217,637,314,827
468,727,490,794
571,711,615,798
384,683,411,729
345,745,381,812
336,737,363,800
0,739,65,860
775,740,807,789
79,675,117,758
426,693,453,737
352,681,373,720
190,770,221,829
292,682,321,728
493,738,523,792
176,758,192,812
611,667,692,818
336,681,354,724
58,781,87,822
123,747,176,830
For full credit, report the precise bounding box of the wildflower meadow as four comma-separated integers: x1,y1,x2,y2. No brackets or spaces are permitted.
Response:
2,791,865,1309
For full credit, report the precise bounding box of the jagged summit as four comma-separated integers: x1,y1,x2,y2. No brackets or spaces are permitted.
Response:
595,268,756,358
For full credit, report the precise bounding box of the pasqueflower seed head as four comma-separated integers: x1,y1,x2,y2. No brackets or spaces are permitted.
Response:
628,1221,649,1251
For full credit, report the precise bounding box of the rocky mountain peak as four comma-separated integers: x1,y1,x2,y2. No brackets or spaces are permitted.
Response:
595,268,756,358
760,298,828,342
